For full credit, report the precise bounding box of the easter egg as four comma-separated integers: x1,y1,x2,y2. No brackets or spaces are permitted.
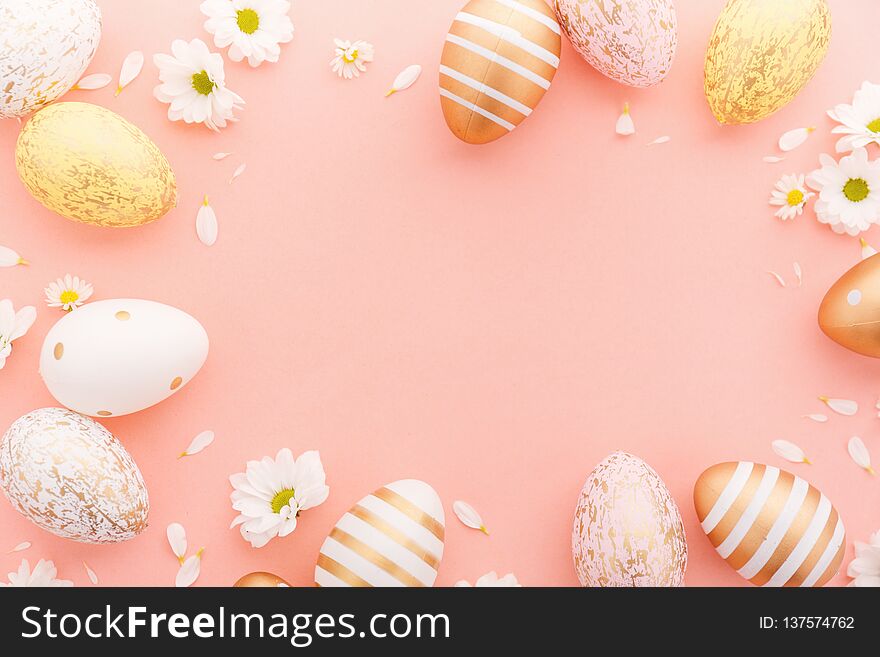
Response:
0,408,149,543
694,462,845,587
15,102,177,227
704,0,831,125
39,299,209,418
0,0,102,119
234,572,291,587
439,0,561,144
315,479,445,587
572,452,687,587
818,253,880,357
554,0,677,88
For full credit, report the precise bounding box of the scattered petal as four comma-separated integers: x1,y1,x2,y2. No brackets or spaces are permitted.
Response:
861,238,878,260
766,270,786,287
452,500,489,535
212,152,233,161
803,414,828,423
848,436,875,475
819,396,858,416
8,541,30,553
175,549,203,587
0,245,28,267
793,261,803,287
778,126,815,152
73,73,111,91
647,135,670,145
386,64,421,96
179,430,214,458
772,439,811,464
228,163,246,184
615,102,635,136
83,562,98,585
115,50,144,96
196,196,218,246
166,523,187,564
763,155,785,163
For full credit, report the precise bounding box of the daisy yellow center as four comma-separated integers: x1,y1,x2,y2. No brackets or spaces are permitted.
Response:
191,70,215,96
786,189,804,207
844,178,870,203
59,290,79,304
236,8,260,34
271,488,296,514
343,50,359,63
867,118,880,133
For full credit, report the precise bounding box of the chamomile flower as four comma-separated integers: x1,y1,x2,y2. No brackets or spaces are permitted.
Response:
455,571,521,587
44,274,93,312
0,299,36,371
769,174,813,221
1,559,72,587
847,529,880,587
153,38,245,131
808,148,880,235
330,39,374,79
201,0,294,67
828,81,880,153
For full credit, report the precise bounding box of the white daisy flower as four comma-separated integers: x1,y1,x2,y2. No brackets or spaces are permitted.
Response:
1,559,73,587
229,448,329,548
201,0,294,67
455,571,521,587
807,148,880,235
153,38,245,132
44,274,94,312
330,39,374,79
847,529,880,587
0,299,36,371
768,173,813,221
828,81,880,154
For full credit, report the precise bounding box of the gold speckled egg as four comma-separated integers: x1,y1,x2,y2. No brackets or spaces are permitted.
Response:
0,407,149,543
704,0,831,125
0,0,102,119
234,572,292,587
15,102,177,227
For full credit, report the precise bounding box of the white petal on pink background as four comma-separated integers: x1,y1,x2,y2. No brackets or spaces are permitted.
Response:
762,155,785,163
802,414,828,423
848,436,875,475
116,50,144,96
228,163,246,184
647,135,670,146
386,64,421,96
8,541,30,553
819,397,858,416
771,439,810,464
793,262,803,286
83,562,98,585
196,196,218,246
778,127,815,152
766,270,786,287
180,430,214,458
74,73,111,90
167,523,187,563
175,550,203,587
212,152,233,161
0,245,27,267
615,103,635,136
452,500,489,535
861,238,878,260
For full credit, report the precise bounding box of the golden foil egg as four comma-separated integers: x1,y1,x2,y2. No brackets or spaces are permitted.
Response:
15,102,177,227
439,0,561,144
704,0,831,125
818,254,880,357
572,452,688,587
694,462,845,587
0,408,149,543
234,572,292,587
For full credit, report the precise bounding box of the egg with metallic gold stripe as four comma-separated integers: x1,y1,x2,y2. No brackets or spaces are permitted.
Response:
439,0,561,144
315,480,444,587
694,462,845,587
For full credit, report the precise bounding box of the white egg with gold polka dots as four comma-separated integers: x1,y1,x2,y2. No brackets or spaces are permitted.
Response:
39,299,209,417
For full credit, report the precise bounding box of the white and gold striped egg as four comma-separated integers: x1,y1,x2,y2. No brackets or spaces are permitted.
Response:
439,0,562,144
315,479,444,587
694,462,845,587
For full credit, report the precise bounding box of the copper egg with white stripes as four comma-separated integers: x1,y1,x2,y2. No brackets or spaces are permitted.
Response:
439,0,562,144
315,479,445,587
694,462,845,587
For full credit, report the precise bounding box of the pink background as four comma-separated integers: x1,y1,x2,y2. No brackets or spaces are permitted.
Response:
1,0,879,587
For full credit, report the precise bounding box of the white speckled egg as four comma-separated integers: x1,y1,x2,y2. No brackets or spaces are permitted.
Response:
39,299,209,418
0,407,149,543
572,452,688,586
554,0,678,87
0,0,102,118
316,480,445,587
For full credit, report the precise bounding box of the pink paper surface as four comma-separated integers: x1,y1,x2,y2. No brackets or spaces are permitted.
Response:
1,0,878,587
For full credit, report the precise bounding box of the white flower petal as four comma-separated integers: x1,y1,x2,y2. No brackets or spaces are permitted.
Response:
793,261,802,287
766,270,786,287
74,73,112,90
819,397,858,416
116,51,144,96
83,562,98,585
848,436,875,474
452,500,489,535
196,196,218,246
615,102,635,135
0,245,27,267
763,155,785,163
861,238,878,260
386,64,421,96
802,414,828,423
772,439,810,464
212,152,233,160
647,135,670,145
778,127,815,152
228,162,246,184
180,430,214,458
8,541,30,553
175,550,203,587
166,523,187,562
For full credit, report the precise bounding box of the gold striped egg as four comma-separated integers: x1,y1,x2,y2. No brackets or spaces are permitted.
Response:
439,0,561,144
704,0,831,125
315,479,445,587
694,462,845,587
15,102,177,227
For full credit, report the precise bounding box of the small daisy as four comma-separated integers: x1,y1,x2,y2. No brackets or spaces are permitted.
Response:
828,81,880,153
0,299,36,371
455,571,521,587
1,559,73,587
330,39,374,79
808,148,880,235
44,274,93,312
153,38,245,131
769,174,813,221
201,0,294,67
229,448,329,548
847,529,880,587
